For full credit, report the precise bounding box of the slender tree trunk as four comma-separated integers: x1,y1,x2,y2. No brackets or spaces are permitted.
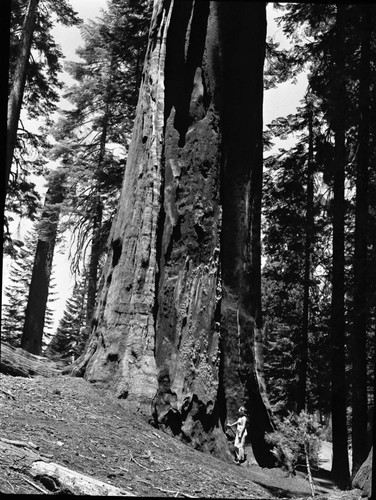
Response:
85,89,110,329
69,0,274,463
6,0,39,187
351,3,371,479
297,102,314,413
1,0,11,317
21,171,66,355
330,4,350,489
85,198,103,328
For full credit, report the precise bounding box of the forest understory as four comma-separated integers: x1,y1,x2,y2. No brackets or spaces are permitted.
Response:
0,373,362,499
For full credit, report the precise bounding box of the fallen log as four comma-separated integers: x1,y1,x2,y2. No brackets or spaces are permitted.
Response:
0,439,134,496
30,461,135,496
0,342,64,377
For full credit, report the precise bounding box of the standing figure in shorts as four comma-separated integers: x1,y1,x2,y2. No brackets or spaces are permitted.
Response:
227,406,248,463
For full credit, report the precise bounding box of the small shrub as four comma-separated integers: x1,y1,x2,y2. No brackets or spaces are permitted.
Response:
265,410,324,476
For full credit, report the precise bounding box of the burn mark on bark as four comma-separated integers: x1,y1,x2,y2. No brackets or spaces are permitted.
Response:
151,368,182,435
179,393,230,458
194,222,205,244
149,0,172,55
106,353,119,363
153,152,166,337
164,1,210,147
111,238,122,268
164,216,182,264
118,390,128,400
214,299,227,429
215,2,275,467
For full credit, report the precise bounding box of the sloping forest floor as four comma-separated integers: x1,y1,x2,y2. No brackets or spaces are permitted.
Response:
0,373,363,498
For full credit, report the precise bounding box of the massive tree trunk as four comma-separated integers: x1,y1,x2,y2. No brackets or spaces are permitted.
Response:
351,3,371,479
21,170,65,355
330,4,350,489
69,0,274,465
6,0,39,188
215,1,274,466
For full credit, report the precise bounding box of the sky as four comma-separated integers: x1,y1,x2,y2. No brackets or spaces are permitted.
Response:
3,2,307,334
264,7,308,143
53,0,107,61
2,1,108,332
47,1,109,328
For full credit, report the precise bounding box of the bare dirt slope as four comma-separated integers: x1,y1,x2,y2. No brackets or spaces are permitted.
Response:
0,373,361,498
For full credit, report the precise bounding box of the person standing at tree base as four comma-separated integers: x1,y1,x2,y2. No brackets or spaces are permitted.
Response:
227,406,248,463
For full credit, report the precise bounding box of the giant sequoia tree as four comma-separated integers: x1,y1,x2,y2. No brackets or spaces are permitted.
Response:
69,0,275,465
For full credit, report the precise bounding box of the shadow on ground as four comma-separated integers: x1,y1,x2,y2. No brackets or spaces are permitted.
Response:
0,374,363,498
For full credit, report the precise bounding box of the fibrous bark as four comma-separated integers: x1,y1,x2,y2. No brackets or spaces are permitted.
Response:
352,447,372,498
69,0,274,464
21,170,66,355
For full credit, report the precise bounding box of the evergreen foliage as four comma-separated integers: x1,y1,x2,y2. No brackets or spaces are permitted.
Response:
20,167,66,355
45,275,88,360
265,411,324,481
51,0,152,272
262,96,332,417
1,228,56,347
264,3,376,484
5,0,80,255
3,1,376,487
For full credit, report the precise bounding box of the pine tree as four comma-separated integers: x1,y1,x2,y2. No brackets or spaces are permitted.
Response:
45,275,87,361
262,90,333,418
7,0,40,188
21,168,66,355
1,227,56,347
1,236,36,346
266,3,376,486
4,0,80,254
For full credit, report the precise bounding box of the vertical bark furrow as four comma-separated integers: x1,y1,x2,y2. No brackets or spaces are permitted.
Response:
152,1,225,456
21,172,66,355
72,1,273,465
82,0,175,407
215,1,274,467
164,0,210,146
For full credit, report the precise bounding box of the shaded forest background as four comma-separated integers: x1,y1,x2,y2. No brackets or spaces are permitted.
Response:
2,0,376,493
